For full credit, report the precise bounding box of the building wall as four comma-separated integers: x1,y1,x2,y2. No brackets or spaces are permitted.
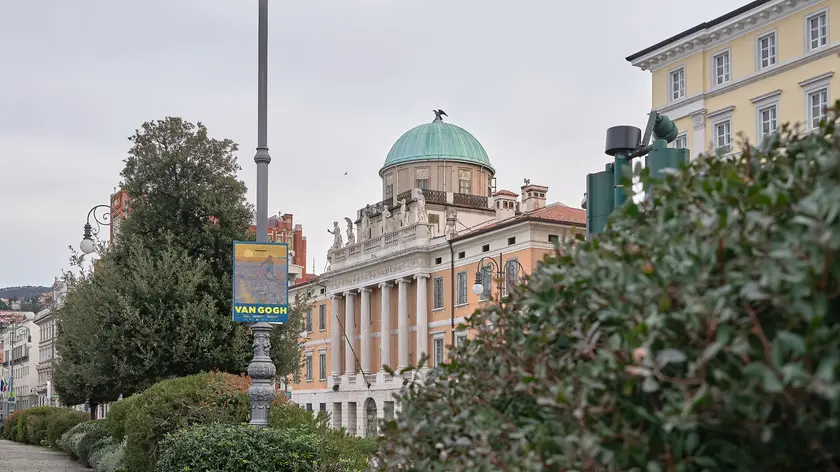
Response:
287,219,579,435
642,0,838,156
382,162,494,199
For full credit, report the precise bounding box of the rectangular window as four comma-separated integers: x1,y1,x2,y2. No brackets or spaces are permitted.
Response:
714,121,731,153
433,336,445,367
808,88,828,129
456,271,468,305
415,178,429,190
481,244,490,252
385,184,393,200
305,309,312,332
504,259,520,295
306,403,313,411
459,179,470,194
318,305,326,331
807,12,828,51
714,51,730,85
458,251,465,259
319,403,327,412
318,352,327,380
479,265,493,301
758,32,777,69
507,236,516,245
671,134,688,149
669,67,685,101
548,234,559,244
433,277,444,309
305,353,313,381
759,105,778,140
456,333,467,348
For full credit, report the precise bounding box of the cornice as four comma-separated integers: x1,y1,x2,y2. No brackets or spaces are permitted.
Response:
632,0,820,71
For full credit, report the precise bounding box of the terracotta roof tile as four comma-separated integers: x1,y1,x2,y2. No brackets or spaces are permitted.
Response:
527,202,585,225
493,189,519,197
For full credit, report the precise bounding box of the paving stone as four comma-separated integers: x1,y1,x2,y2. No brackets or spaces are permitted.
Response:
0,440,89,472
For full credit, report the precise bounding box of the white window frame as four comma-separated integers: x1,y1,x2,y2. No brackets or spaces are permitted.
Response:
713,120,732,154
711,48,731,87
433,334,445,367
305,352,313,382
318,304,326,331
756,30,778,71
318,350,327,380
455,331,468,349
751,90,781,144
433,277,444,310
670,133,688,149
805,8,829,53
479,265,493,301
799,72,834,131
305,308,312,333
455,271,468,306
668,65,686,103
807,88,829,130
757,105,779,143
707,106,735,156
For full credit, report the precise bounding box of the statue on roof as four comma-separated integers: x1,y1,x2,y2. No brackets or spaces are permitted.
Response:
344,217,356,246
381,205,392,233
327,221,343,249
415,190,428,223
433,109,448,122
398,199,408,227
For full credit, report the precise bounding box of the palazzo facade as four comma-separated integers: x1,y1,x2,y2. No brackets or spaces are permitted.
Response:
288,112,585,436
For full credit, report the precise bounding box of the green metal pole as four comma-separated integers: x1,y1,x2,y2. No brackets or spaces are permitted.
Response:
613,152,630,208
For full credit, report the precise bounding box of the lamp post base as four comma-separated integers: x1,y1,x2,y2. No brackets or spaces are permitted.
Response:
247,322,276,427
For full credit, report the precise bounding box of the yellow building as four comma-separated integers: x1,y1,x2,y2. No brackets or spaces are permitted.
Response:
287,111,584,436
627,0,839,156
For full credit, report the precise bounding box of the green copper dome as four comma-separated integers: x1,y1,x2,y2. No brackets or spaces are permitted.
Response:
381,118,494,174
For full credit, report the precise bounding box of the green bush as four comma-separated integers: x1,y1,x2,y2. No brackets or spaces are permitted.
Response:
155,423,323,472
269,399,376,471
105,394,141,442
378,107,840,471
0,407,87,448
60,420,107,461
119,372,251,472
89,436,126,472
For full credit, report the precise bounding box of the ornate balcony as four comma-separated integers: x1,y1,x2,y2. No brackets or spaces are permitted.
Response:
358,188,492,221
328,223,435,271
453,192,488,208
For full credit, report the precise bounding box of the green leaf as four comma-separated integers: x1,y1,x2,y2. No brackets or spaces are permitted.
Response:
656,348,687,366
776,331,806,355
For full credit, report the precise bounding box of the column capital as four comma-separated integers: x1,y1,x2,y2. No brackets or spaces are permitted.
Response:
395,278,409,285
329,293,342,300
343,290,356,297
413,273,431,280
377,281,392,289
358,287,372,293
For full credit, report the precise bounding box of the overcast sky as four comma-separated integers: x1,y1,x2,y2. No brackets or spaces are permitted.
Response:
0,0,740,287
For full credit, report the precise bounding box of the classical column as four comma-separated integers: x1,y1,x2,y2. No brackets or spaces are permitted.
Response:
359,287,372,374
378,282,392,371
330,294,342,376
396,278,409,369
414,273,430,366
344,291,356,375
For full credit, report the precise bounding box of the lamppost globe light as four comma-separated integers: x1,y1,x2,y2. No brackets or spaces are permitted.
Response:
472,283,484,295
80,237,96,255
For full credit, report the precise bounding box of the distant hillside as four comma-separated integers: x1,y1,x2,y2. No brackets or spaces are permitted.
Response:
0,285,50,300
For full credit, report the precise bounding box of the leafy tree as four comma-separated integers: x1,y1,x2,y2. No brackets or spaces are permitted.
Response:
378,106,840,471
271,291,313,389
55,117,256,407
0,299,8,310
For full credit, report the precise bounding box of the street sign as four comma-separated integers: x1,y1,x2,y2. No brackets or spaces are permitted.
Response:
232,241,290,323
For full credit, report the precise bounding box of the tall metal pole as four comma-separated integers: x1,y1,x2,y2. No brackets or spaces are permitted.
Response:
248,0,276,427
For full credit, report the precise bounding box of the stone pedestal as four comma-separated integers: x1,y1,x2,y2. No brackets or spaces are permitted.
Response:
247,322,276,427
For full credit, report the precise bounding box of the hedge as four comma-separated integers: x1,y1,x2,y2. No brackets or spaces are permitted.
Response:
1,406,88,448
116,372,251,472
377,106,840,471
156,423,323,472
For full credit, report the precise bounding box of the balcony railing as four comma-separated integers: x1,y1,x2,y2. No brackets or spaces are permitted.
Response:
454,193,488,208
395,190,413,204
422,189,447,204
328,223,434,271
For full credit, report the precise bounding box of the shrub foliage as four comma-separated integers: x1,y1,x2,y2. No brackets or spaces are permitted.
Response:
1,406,87,448
378,106,840,471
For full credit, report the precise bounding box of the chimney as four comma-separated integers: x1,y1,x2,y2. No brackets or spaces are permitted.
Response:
493,190,518,222
521,183,548,212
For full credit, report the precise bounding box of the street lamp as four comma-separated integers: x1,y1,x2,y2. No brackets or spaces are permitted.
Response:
472,254,526,301
79,205,112,255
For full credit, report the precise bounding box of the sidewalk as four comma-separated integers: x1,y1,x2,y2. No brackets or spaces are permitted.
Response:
0,440,88,471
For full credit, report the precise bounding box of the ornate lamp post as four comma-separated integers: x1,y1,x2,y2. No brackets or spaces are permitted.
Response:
247,0,276,427
472,254,526,301
79,205,112,255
